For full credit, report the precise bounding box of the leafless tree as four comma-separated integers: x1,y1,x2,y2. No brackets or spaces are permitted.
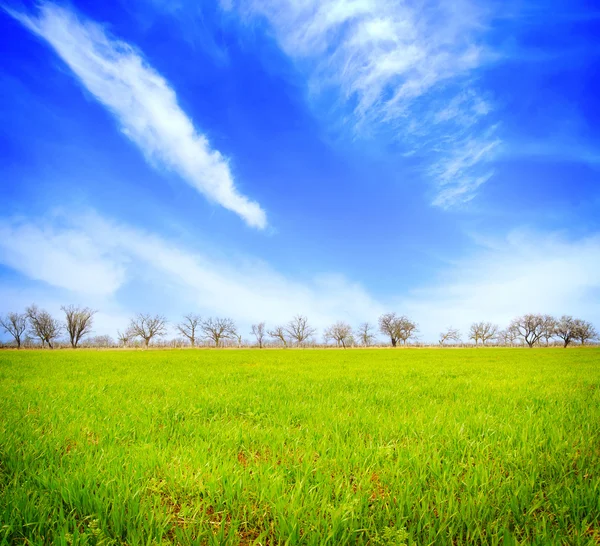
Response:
324,321,353,348
509,314,545,348
573,320,598,346
128,313,168,348
0,312,27,348
498,327,519,347
176,313,201,347
554,315,576,348
379,313,399,346
117,328,134,347
251,322,266,348
439,327,461,346
378,313,418,346
286,315,316,346
397,317,418,345
26,305,62,349
541,315,557,346
201,317,236,347
267,325,288,347
356,322,376,347
61,305,96,348
469,321,498,345
90,335,113,348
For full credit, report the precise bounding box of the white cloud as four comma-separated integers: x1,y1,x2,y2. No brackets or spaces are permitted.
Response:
0,212,384,335
8,2,267,229
0,216,125,296
225,0,499,206
402,230,600,341
1,213,598,343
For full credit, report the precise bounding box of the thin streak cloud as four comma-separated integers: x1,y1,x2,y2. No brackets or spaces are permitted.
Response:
7,2,267,229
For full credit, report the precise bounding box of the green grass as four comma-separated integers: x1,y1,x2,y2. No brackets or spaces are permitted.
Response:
0,348,599,545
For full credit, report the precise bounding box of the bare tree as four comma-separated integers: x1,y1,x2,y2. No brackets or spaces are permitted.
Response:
267,325,288,347
554,316,576,348
397,316,418,345
61,305,96,348
286,315,316,346
509,314,545,348
469,321,498,345
498,327,519,347
379,313,399,346
573,320,598,346
251,322,266,348
439,327,461,346
90,335,113,348
324,321,353,348
378,313,418,346
0,312,27,349
117,328,134,347
26,305,62,349
176,313,201,347
128,313,168,348
201,317,236,347
541,315,557,346
356,322,376,347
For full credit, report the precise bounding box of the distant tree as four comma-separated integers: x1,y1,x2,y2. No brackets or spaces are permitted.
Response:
117,328,134,347
286,315,316,346
554,315,576,348
201,317,236,347
439,327,461,346
469,321,498,345
509,314,545,348
541,315,557,346
251,322,266,348
90,335,113,348
128,313,167,348
61,305,96,348
356,322,376,347
0,312,27,349
379,313,399,346
324,321,353,348
267,325,289,347
378,313,418,346
573,320,598,346
26,305,62,349
497,327,519,347
176,313,201,347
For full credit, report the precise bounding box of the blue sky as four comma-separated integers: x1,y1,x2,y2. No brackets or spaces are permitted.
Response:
1,0,599,343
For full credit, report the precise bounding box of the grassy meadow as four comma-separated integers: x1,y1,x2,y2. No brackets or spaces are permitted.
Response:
0,348,599,545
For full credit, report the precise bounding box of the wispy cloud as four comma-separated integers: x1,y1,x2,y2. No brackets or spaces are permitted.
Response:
402,229,600,341
0,211,384,332
7,2,267,229
1,212,599,343
225,0,500,206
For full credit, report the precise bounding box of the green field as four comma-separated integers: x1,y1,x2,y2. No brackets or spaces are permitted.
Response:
1,348,599,545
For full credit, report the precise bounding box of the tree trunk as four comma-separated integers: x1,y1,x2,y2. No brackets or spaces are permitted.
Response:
390,337,396,347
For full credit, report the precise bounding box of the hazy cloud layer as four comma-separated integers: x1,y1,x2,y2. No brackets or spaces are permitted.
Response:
403,230,600,341
0,211,384,334
8,2,267,228
225,0,500,206
1,212,599,343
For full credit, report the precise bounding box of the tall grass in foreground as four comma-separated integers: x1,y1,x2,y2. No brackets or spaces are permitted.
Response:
0,348,599,545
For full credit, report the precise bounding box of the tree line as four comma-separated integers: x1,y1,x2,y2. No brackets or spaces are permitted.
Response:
0,306,597,349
